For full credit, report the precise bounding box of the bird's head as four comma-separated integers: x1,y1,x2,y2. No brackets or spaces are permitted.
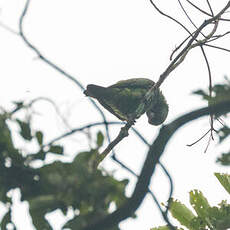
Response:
146,92,169,125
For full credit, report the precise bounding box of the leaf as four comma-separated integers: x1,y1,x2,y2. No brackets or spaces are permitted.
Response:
192,90,210,101
12,101,24,113
218,126,230,143
216,152,230,166
208,201,230,230
35,131,43,146
33,149,46,160
49,145,64,155
96,131,104,148
215,173,230,194
12,101,24,108
168,198,196,230
29,195,56,230
189,190,211,221
16,119,32,141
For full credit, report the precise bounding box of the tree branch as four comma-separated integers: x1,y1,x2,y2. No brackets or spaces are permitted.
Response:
92,1,230,163
18,0,115,153
82,101,230,230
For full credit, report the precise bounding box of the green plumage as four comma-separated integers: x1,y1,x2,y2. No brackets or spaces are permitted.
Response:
84,78,168,125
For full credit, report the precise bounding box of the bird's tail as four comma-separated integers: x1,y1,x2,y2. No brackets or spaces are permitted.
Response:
84,84,107,98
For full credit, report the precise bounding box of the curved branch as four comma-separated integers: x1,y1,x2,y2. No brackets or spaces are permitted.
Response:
82,101,230,230
18,0,114,150
44,121,123,146
149,0,192,36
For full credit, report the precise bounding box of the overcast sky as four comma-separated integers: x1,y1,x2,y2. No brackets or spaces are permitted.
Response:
0,0,230,229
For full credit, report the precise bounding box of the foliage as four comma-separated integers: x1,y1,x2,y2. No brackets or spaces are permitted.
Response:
193,77,230,111
0,79,229,230
0,104,129,230
216,152,230,166
151,173,230,230
193,77,230,166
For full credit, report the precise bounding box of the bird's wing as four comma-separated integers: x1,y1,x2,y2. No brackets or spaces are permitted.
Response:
109,78,155,89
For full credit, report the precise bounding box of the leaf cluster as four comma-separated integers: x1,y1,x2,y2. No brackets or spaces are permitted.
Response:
0,104,129,230
193,78,230,166
152,174,230,230
193,77,230,116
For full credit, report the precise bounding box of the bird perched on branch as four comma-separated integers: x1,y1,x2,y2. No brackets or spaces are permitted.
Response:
84,78,168,125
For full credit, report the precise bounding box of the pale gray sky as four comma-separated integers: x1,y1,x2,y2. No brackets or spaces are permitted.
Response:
0,0,229,229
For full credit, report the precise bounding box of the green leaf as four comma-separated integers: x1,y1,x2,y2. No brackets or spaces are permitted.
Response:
96,131,104,148
192,90,210,101
208,201,230,230
49,145,64,155
33,149,46,160
215,173,230,194
189,190,211,221
218,126,230,143
169,198,196,230
16,119,32,141
29,195,56,230
13,101,24,107
35,131,43,146
216,152,230,166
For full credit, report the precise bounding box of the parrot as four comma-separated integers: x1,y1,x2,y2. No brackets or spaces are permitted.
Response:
84,78,168,125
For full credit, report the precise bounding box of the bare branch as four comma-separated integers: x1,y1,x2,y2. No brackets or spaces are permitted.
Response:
18,0,113,149
82,101,230,230
0,21,18,34
29,97,72,130
204,43,230,53
44,121,123,147
206,0,214,16
154,2,230,89
112,154,174,229
178,0,199,30
149,0,192,36
185,0,230,21
185,0,212,17
97,121,134,165
207,31,230,42
93,2,230,161
187,128,211,147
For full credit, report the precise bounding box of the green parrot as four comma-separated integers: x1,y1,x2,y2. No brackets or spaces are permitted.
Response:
84,78,168,125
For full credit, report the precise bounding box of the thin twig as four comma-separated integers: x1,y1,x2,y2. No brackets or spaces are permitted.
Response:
111,154,174,228
178,0,199,31
204,132,212,153
129,128,174,210
204,43,230,53
97,121,134,164
207,31,230,42
185,0,230,21
200,45,215,139
149,0,192,36
106,2,230,161
0,21,18,34
83,101,230,230
216,117,225,126
18,0,113,151
187,129,211,146
171,28,230,61
170,33,193,61
206,0,214,16
186,0,212,17
29,97,72,130
44,121,123,147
